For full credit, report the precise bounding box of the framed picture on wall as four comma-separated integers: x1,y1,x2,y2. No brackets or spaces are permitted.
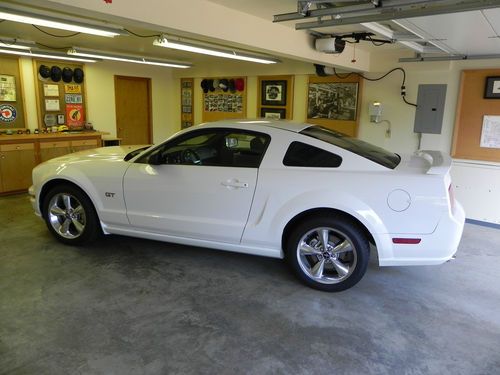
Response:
484,76,500,99
261,107,286,120
307,82,358,121
0,75,16,101
261,80,287,106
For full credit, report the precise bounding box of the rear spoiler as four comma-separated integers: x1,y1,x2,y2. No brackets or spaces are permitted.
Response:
415,150,452,175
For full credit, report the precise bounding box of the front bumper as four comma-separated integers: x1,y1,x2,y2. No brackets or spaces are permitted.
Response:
28,185,41,217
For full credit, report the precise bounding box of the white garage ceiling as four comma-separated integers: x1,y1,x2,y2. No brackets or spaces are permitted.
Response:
212,0,500,59
0,0,499,67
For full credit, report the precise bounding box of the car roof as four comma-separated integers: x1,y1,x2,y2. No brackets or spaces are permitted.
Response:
197,119,311,133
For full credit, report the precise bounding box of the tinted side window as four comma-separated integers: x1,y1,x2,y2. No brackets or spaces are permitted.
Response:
138,128,270,168
300,126,400,169
283,141,342,168
225,133,270,168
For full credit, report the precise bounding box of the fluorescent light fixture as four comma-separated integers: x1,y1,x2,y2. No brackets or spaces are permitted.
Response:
361,21,444,54
68,47,191,68
0,47,98,63
0,8,126,37
153,37,279,64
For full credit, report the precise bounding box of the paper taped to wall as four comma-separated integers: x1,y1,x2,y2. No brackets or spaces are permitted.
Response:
480,116,500,149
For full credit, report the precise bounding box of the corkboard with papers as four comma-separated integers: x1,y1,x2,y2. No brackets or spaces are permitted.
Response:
452,69,500,162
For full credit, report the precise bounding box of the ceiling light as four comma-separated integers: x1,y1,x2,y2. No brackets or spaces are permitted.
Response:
361,21,442,54
0,8,126,37
0,47,98,63
68,47,191,68
153,37,279,64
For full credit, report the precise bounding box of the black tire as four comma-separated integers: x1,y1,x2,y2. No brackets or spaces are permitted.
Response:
42,184,102,245
286,216,369,292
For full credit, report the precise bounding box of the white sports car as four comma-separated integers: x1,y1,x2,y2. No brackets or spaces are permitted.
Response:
30,120,465,291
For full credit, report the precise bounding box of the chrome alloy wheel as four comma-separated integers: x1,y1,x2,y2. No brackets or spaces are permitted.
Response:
296,227,357,284
47,193,87,239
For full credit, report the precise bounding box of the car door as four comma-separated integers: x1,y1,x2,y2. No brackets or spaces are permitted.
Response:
123,128,270,243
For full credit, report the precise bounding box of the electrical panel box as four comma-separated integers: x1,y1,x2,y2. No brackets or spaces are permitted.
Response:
413,84,447,134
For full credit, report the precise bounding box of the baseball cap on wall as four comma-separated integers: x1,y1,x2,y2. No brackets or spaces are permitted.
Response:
73,67,84,83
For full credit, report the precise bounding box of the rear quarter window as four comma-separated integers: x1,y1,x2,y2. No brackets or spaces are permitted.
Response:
283,141,342,168
300,126,400,169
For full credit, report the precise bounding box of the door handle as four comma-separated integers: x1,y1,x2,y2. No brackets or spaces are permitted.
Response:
221,180,249,189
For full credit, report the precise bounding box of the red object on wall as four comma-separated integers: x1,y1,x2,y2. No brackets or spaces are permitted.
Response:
103,0,112,3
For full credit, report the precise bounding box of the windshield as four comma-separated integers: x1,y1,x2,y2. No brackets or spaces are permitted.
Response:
300,126,400,169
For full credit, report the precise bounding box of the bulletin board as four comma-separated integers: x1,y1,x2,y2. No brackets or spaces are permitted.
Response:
307,74,362,137
202,76,246,123
0,56,26,130
452,69,500,162
33,59,87,131
257,75,294,120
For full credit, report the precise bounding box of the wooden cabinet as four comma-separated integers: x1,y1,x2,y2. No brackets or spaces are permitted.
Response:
0,133,104,194
40,141,71,162
0,143,36,193
71,139,100,153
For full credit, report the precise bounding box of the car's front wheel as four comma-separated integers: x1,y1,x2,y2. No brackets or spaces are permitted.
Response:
42,184,101,245
286,216,369,292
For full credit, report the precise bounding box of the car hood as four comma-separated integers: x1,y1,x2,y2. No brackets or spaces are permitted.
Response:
44,145,150,164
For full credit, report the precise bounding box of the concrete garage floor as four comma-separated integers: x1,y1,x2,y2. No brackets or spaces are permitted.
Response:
1,194,499,375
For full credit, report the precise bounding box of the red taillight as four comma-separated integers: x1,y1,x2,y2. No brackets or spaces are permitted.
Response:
392,238,421,244
448,184,455,214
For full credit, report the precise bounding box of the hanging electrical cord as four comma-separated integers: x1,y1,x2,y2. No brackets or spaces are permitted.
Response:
124,29,161,38
35,42,72,50
329,66,417,107
366,35,388,47
31,25,80,38
0,37,19,47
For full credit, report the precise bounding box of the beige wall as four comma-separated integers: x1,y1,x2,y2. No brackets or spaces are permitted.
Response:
364,52,500,224
176,53,500,224
19,58,177,145
16,51,500,224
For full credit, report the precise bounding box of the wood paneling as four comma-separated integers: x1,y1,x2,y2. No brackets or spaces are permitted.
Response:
257,75,294,120
0,56,26,130
202,77,246,123
33,59,87,131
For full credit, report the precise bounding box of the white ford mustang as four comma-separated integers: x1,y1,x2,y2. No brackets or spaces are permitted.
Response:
30,120,465,291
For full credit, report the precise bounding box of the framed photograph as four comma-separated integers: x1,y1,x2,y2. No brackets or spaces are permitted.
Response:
43,84,59,97
0,75,16,101
307,82,359,121
261,80,287,106
261,107,286,120
45,99,60,111
484,76,500,99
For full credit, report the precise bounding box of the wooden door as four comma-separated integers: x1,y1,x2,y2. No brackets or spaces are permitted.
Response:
114,76,152,145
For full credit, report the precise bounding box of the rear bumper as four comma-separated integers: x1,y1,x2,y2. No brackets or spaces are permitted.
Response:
378,201,465,266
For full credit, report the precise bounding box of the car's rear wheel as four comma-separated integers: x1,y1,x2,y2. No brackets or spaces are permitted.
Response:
42,184,101,245
286,216,369,292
